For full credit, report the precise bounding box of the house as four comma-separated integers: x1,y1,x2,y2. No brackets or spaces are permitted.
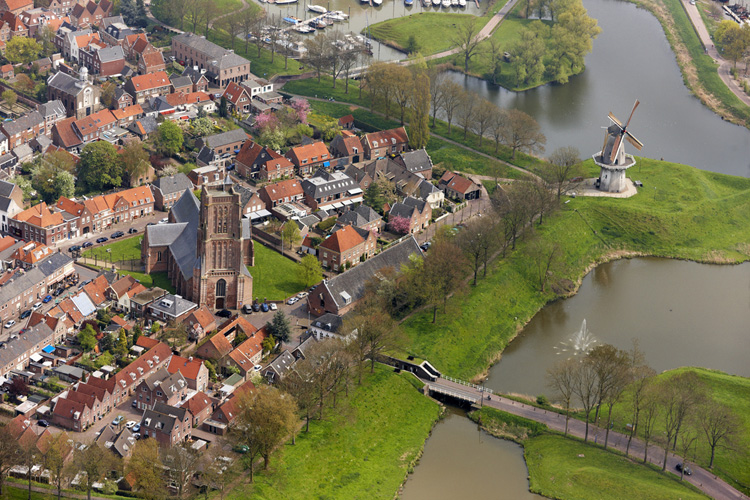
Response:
97,426,137,458
82,274,110,307
51,397,92,431
123,71,171,104
338,114,354,130
361,127,409,160
0,320,61,378
309,313,344,340
37,100,67,135
262,350,295,383
133,367,188,410
242,190,265,219
79,44,125,76
195,332,233,362
235,140,292,180
150,173,194,211
180,66,209,93
183,305,216,342
335,204,382,233
308,235,422,316
0,63,12,78
258,179,304,210
147,294,198,323
0,0,33,15
1,111,45,149
166,354,209,392
140,402,191,447
438,171,481,201
112,87,134,109
47,70,100,119
111,104,143,128
51,117,83,152
0,179,23,232
329,134,363,167
171,32,251,87
127,116,158,140
9,202,72,246
394,148,433,180
72,108,115,144
138,50,165,75
317,224,376,272
195,129,249,168
285,141,332,177
69,0,111,27
47,0,84,16
106,274,146,312
183,391,212,426
203,381,254,434
300,169,363,211
388,197,432,234
223,326,266,379
222,82,251,114
187,165,224,187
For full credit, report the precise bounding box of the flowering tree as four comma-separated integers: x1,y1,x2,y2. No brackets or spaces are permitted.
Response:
389,215,412,234
254,111,279,134
290,98,310,124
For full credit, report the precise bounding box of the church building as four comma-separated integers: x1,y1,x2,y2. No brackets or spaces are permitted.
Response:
142,181,254,310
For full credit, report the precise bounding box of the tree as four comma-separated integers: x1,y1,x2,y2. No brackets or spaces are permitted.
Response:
364,176,398,214
451,19,481,72
78,141,123,192
217,14,242,50
405,33,420,54
440,80,463,134
500,108,546,160
290,98,310,124
218,96,228,118
281,222,302,250
626,364,657,457
548,0,601,82
512,26,546,86
491,183,531,253
428,67,446,127
408,72,431,149
485,37,504,85
391,64,413,125
126,440,163,500
232,386,297,481
2,89,17,117
73,443,117,500
388,215,412,235
490,106,508,154
18,429,40,499
456,89,476,140
15,74,34,94
100,81,117,109
202,0,219,37
699,400,739,469
266,310,292,344
542,146,582,200
526,233,560,293
300,254,323,288
162,443,201,500
715,20,750,68
31,156,76,203
155,120,184,157
471,98,494,146
418,237,468,322
121,139,151,186
657,371,706,471
458,216,495,285
546,357,578,435
120,0,137,24
0,425,20,498
239,8,261,54
38,25,57,57
572,353,598,442
344,289,400,379
45,432,71,500
191,116,214,137
197,447,239,500
640,383,661,464
5,36,42,65
304,33,329,84
77,324,97,352
364,62,396,119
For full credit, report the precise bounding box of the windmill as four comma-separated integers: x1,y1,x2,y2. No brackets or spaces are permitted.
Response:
593,100,644,193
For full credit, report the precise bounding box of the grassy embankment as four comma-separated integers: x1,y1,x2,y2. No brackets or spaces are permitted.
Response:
82,235,141,262
224,365,440,500
598,367,750,495
248,243,307,302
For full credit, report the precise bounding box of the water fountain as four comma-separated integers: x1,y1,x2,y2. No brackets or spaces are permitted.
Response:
554,319,597,358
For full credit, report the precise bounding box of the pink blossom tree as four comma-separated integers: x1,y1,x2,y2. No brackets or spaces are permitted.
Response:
389,215,412,234
290,98,310,124
254,111,279,134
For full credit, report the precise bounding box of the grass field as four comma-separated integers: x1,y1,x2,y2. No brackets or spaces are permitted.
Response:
226,366,440,500
249,243,307,302
82,236,142,262
525,435,709,500
369,13,478,55
399,157,750,380
118,270,175,292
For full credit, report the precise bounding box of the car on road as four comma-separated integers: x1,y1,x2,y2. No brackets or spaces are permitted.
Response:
260,303,268,312
32,302,42,310
132,424,140,433
242,304,253,314
269,303,277,311
82,241,93,248
3,320,14,329
253,364,262,372
111,231,124,239
217,309,232,318
42,295,53,303
287,297,298,305
296,291,309,299
252,303,261,312
675,463,692,476
19,310,31,319
38,420,49,427
96,237,108,243
128,227,138,234
69,245,81,252
113,415,124,425
125,420,137,429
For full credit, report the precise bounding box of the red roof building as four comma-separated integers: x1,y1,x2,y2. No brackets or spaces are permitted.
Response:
317,225,376,271
285,141,332,177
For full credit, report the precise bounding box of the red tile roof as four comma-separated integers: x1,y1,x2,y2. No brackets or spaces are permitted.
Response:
442,172,476,195
187,305,215,329
74,109,115,135
287,141,331,165
364,127,409,149
338,114,353,126
52,117,83,149
83,274,109,306
13,202,63,228
183,391,212,417
260,179,303,202
111,104,143,121
319,225,364,254
166,355,204,381
0,235,16,252
136,336,159,349
222,82,250,106
139,51,164,70
129,71,169,92
201,332,232,358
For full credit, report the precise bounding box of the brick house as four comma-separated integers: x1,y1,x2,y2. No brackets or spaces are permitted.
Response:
223,327,267,379
180,66,209,93
140,402,191,447
336,204,382,233
222,82,251,114
171,32,251,87
111,104,143,128
317,224,376,271
235,140,291,180
329,134,363,167
167,354,209,392
300,170,364,211
1,111,44,148
285,141,332,177
183,305,216,342
79,44,125,76
138,50,165,75
133,367,189,411
150,173,194,211
187,165,224,187
72,108,115,143
183,391,213,426
47,70,101,120
123,71,171,104
438,171,482,201
361,127,409,160
0,0,33,15
258,179,304,210
388,196,432,234
9,202,73,245
196,332,232,362
51,397,92,431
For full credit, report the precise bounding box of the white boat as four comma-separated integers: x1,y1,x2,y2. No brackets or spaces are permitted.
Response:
451,0,458,6
327,13,345,21
333,10,349,18
442,0,450,7
308,4,327,13
458,0,466,6
276,0,297,4
432,0,440,6
373,0,383,5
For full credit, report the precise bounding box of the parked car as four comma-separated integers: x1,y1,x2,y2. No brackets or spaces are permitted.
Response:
242,304,253,314
38,420,49,427
132,424,140,433
113,415,124,425
158,218,168,224
217,309,232,318
42,295,53,303
297,291,309,299
132,400,137,407
252,303,261,312
233,444,249,454
147,222,156,226
260,303,269,312
269,303,277,311
111,231,124,239
125,420,137,429
287,297,298,305
96,237,108,243
19,310,31,319
53,288,64,296
675,463,692,476
128,227,138,234
32,302,42,310
69,245,81,252
82,241,93,248
3,320,15,329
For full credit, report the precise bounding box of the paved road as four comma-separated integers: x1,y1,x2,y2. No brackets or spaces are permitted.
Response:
427,377,749,500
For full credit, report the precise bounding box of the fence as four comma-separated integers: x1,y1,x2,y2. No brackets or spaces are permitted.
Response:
78,256,143,271
441,375,494,395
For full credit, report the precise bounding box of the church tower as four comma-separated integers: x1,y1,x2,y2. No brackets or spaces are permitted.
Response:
193,181,253,310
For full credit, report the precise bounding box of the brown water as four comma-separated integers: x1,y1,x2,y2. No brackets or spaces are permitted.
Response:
486,258,750,398
400,408,544,500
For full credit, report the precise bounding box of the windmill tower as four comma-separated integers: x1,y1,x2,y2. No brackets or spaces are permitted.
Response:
593,100,644,193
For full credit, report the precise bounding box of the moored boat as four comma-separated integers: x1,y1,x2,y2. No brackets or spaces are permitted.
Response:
432,0,440,6
373,0,383,5
275,0,297,4
308,4,327,13
441,0,450,7
405,0,414,5
282,16,300,24
458,0,466,6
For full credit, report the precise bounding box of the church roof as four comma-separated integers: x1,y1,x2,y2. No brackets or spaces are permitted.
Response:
145,190,200,280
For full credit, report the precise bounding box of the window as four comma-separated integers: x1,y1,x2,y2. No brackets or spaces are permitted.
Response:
216,279,226,298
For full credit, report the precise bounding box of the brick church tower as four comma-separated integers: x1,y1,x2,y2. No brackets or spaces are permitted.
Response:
193,181,254,310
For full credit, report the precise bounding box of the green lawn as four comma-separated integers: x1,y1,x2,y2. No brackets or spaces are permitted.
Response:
249,243,307,302
525,435,709,500
369,13,478,55
82,236,142,262
226,366,440,500
399,157,750,380
119,270,176,293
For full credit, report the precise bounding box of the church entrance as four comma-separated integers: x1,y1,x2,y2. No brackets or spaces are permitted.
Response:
215,279,226,310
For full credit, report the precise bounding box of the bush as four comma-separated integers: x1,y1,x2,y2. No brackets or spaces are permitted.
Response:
318,217,337,232
536,394,548,406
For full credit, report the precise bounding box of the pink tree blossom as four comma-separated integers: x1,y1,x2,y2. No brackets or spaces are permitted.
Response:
254,111,279,133
290,98,310,124
389,215,412,234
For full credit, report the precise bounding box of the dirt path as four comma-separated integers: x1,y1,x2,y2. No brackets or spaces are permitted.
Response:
210,0,251,29
429,378,749,500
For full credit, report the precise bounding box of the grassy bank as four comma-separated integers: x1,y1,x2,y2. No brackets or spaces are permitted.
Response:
82,236,142,262
249,243,307,302
369,13,478,55
525,435,709,500
226,366,440,500
119,270,175,292
399,157,750,380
